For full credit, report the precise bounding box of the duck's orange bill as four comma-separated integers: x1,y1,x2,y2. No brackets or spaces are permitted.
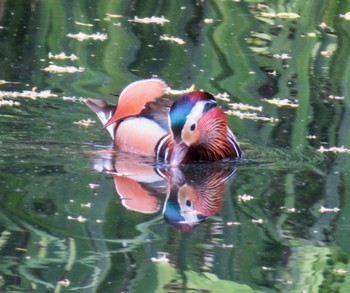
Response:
170,143,188,166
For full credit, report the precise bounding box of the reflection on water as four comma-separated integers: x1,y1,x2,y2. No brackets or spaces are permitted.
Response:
94,153,236,231
0,0,350,292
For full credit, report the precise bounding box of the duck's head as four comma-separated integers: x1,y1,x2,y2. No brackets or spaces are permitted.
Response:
169,91,225,165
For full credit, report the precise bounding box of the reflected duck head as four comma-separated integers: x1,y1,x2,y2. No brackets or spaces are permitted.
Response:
162,165,236,231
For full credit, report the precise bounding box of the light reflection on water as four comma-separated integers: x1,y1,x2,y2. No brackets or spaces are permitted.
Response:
0,0,350,292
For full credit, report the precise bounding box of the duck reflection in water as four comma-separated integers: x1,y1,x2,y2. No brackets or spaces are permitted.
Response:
93,153,236,231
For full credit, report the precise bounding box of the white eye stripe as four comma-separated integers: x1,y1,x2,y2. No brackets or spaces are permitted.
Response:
188,101,207,119
183,101,208,130
181,101,207,142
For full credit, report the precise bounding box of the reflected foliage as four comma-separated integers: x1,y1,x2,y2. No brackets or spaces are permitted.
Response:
0,0,350,292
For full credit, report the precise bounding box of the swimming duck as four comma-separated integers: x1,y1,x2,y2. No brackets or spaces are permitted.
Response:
86,79,241,165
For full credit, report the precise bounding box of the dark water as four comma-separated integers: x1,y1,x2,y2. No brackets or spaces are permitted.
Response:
1,0,350,292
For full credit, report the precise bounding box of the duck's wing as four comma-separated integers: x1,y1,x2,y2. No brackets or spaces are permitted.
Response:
86,97,171,155
139,98,173,131
104,78,168,128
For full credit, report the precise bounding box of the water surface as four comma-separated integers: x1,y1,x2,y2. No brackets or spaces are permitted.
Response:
1,0,350,292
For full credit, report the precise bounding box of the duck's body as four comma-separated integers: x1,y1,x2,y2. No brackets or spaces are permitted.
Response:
86,79,241,165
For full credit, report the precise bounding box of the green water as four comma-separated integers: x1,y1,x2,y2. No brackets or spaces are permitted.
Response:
1,0,350,292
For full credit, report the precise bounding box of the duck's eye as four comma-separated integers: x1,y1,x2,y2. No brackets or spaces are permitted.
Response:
190,123,196,131
185,200,192,207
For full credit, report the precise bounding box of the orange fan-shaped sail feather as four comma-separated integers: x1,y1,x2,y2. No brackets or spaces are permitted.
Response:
104,79,168,128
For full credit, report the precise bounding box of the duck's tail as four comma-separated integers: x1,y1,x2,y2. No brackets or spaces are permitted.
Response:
85,99,116,139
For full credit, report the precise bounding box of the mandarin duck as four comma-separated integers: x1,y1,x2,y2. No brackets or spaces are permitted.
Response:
86,79,241,165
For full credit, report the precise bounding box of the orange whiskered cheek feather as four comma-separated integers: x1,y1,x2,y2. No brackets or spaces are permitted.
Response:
197,108,227,141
